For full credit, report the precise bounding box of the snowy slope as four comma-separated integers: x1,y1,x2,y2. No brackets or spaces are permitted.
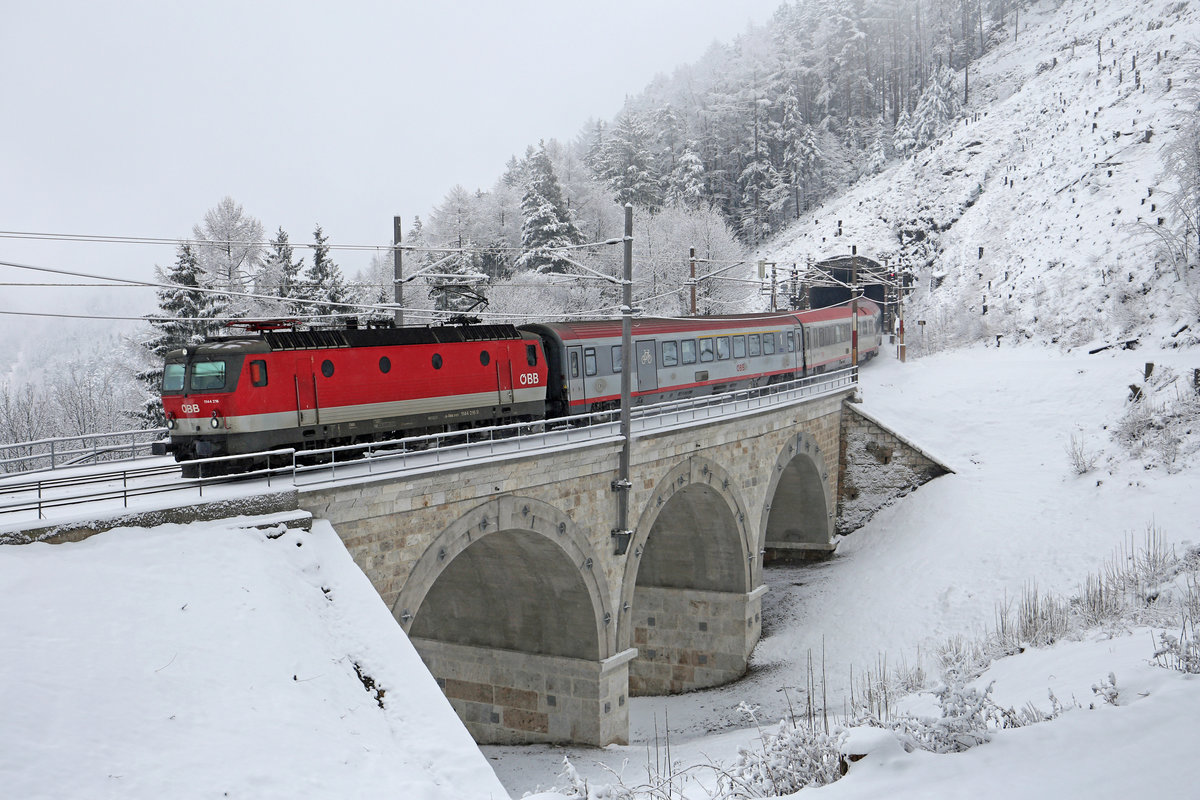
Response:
0,519,507,800
766,0,1200,351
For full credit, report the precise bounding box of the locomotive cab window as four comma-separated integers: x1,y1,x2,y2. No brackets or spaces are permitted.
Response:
699,338,715,363
190,360,227,391
584,347,597,376
662,340,679,367
732,336,746,359
249,360,268,387
681,339,697,365
526,344,538,366
162,362,185,393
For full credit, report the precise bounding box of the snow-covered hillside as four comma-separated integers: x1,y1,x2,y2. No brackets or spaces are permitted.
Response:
767,0,1199,351
0,519,507,800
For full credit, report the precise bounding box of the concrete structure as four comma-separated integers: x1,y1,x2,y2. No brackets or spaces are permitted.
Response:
298,388,851,746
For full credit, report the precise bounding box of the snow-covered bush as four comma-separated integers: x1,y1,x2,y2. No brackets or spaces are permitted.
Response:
1066,433,1099,475
718,719,843,798
1113,365,1200,471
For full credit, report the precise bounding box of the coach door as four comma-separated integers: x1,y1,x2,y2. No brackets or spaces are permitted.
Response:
294,357,318,426
566,345,587,409
497,352,515,406
635,339,658,394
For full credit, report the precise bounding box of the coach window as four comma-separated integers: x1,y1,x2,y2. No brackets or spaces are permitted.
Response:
611,344,622,373
699,338,715,363
379,356,391,374
786,331,795,352
716,336,730,360
584,347,597,376
764,333,776,355
747,334,760,357
681,339,697,365
732,335,746,359
662,340,679,367
479,350,490,366
250,360,268,387
526,344,538,366
431,353,443,369
569,350,581,378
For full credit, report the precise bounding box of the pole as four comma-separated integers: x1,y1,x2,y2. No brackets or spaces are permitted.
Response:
392,216,404,326
898,270,907,363
613,203,634,555
851,246,859,367
770,262,778,312
689,247,697,315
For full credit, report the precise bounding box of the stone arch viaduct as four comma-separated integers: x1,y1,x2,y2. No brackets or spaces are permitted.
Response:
298,386,854,747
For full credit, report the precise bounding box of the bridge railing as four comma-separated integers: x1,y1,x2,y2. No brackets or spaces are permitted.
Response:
629,366,857,430
0,449,296,524
0,428,167,474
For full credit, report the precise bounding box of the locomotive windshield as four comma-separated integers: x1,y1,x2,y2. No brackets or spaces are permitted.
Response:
162,362,185,393
160,356,241,394
191,360,227,391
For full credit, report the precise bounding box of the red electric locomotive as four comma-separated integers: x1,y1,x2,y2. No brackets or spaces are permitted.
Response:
153,323,547,473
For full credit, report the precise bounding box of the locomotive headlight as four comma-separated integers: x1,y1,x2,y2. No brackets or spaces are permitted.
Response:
166,413,176,429
209,412,221,429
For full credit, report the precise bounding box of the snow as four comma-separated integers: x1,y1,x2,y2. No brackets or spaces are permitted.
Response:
0,518,507,800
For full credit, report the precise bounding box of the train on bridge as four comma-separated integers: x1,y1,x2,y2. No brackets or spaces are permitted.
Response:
153,303,881,474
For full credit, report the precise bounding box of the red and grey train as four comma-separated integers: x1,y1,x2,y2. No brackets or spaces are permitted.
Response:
154,302,881,471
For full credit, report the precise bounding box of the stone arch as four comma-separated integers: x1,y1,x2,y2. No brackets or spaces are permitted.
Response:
759,431,834,559
394,495,614,660
617,456,752,653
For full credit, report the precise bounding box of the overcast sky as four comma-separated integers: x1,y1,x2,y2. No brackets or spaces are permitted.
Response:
1,0,782,319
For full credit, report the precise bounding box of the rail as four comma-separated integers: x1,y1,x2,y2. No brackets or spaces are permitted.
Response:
0,368,856,525
0,428,166,474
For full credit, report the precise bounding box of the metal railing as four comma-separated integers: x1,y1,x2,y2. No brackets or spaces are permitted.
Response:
0,367,856,524
0,428,167,474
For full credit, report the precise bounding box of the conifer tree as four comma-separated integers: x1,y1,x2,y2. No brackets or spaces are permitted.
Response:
300,225,351,322
136,244,217,424
257,227,305,317
516,143,585,273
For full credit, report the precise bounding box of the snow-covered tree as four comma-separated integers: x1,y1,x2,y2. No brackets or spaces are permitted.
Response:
594,111,663,210
893,108,917,158
191,196,265,317
134,245,219,424
516,143,585,274
255,227,305,318
912,65,961,150
299,225,352,322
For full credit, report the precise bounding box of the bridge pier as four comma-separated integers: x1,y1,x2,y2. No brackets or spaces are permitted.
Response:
414,639,636,745
628,585,765,695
